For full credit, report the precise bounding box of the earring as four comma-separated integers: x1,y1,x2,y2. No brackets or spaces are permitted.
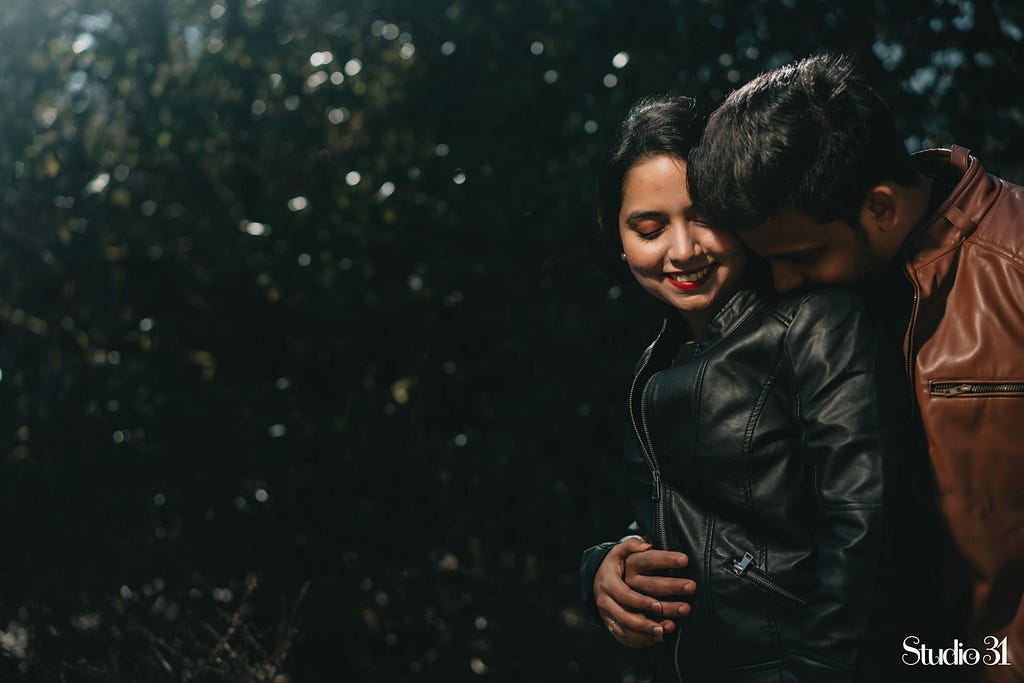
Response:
619,252,627,262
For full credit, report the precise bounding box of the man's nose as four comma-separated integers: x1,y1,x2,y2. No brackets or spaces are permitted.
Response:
770,261,804,293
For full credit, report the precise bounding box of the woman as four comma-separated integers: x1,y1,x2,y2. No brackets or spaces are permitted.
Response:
579,95,910,681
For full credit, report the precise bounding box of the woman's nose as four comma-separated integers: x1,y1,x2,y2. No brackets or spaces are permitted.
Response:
666,223,702,262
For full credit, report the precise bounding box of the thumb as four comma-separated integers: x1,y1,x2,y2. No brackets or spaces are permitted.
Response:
619,535,653,553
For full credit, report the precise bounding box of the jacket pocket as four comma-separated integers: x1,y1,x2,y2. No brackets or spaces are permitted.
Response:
727,552,806,607
930,380,1024,397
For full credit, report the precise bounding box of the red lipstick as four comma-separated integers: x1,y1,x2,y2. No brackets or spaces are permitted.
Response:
666,264,716,291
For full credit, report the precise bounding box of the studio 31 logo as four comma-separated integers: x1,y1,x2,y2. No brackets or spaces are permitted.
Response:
903,636,1011,666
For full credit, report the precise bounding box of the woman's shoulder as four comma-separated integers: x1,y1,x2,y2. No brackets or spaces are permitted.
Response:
768,287,892,363
767,286,872,325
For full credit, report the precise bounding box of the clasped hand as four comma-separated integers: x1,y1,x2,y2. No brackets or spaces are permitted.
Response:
593,537,696,647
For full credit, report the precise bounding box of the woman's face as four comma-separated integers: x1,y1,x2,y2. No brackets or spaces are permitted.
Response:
618,155,747,323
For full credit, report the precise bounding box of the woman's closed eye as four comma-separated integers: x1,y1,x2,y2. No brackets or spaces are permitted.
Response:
636,227,664,240
628,217,665,240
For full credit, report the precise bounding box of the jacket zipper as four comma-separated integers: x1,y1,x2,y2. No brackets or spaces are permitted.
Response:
673,626,683,683
628,327,682,683
628,326,670,551
931,381,1024,397
640,377,670,551
729,552,807,607
902,266,920,403
644,389,680,683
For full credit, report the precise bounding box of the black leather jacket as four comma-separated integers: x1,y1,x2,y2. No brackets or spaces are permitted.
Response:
581,287,912,682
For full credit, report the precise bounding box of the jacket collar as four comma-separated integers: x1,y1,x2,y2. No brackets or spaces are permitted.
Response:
904,145,996,266
661,287,764,350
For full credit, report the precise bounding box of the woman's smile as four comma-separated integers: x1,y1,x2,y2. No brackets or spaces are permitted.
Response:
618,154,746,334
666,262,718,290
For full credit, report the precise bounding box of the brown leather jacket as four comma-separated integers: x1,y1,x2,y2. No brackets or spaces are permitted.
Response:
905,145,1024,678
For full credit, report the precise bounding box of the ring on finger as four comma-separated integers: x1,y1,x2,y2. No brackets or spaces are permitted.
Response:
606,618,617,634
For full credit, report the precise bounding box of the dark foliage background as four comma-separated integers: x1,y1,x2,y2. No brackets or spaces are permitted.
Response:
0,0,1021,680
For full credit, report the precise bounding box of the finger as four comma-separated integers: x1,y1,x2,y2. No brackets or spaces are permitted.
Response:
607,622,659,648
602,610,665,648
597,595,665,632
593,541,689,641
598,589,692,643
596,562,693,619
626,549,689,573
597,575,668,613
626,574,697,598
610,620,663,648
648,600,693,618
598,589,675,634
610,536,654,559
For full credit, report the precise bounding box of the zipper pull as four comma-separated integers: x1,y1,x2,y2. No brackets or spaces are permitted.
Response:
651,471,661,500
933,383,973,397
730,552,754,576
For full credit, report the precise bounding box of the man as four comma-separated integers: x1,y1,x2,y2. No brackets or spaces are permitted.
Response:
585,53,1023,681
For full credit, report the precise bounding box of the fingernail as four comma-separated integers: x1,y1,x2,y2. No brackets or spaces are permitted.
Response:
650,601,663,613
653,625,663,636
685,581,696,593
678,604,691,616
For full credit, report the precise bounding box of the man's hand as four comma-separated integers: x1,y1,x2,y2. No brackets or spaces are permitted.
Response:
593,536,696,647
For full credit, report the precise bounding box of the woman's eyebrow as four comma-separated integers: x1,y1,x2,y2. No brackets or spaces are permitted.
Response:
623,210,665,224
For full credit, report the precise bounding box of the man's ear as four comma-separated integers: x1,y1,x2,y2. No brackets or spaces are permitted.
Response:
859,185,898,234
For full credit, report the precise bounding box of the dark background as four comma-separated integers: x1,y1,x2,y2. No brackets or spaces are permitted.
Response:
1,0,1022,680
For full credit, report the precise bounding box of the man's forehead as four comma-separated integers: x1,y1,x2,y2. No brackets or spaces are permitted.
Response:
762,208,820,233
740,211,821,255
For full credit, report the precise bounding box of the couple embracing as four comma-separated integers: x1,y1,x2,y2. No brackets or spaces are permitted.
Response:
581,54,1024,683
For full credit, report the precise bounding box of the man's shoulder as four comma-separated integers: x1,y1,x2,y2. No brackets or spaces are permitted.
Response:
913,146,1024,260
968,171,1024,266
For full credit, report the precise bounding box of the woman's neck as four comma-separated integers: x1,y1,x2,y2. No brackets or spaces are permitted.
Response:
679,307,715,340
677,284,743,339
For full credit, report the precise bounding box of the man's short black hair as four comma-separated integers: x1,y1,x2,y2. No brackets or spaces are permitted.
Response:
594,95,706,276
687,53,919,232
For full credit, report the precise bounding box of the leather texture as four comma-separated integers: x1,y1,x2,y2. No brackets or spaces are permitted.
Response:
590,286,911,682
905,146,1024,681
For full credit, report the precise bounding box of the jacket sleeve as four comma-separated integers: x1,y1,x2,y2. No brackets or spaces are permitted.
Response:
780,289,908,682
579,541,618,626
579,523,647,626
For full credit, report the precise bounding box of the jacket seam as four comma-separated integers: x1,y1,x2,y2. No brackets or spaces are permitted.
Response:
762,537,784,665
817,500,882,512
703,511,717,675
691,356,709,476
781,294,885,512
742,361,783,512
964,233,1024,272
693,292,765,357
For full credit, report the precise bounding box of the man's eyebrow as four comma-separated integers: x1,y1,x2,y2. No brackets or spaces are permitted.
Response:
762,245,823,260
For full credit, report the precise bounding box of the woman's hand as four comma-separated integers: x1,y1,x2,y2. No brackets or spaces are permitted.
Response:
593,536,696,647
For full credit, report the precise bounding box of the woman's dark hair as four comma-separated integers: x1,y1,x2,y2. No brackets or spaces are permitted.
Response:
595,95,707,277
688,53,919,232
